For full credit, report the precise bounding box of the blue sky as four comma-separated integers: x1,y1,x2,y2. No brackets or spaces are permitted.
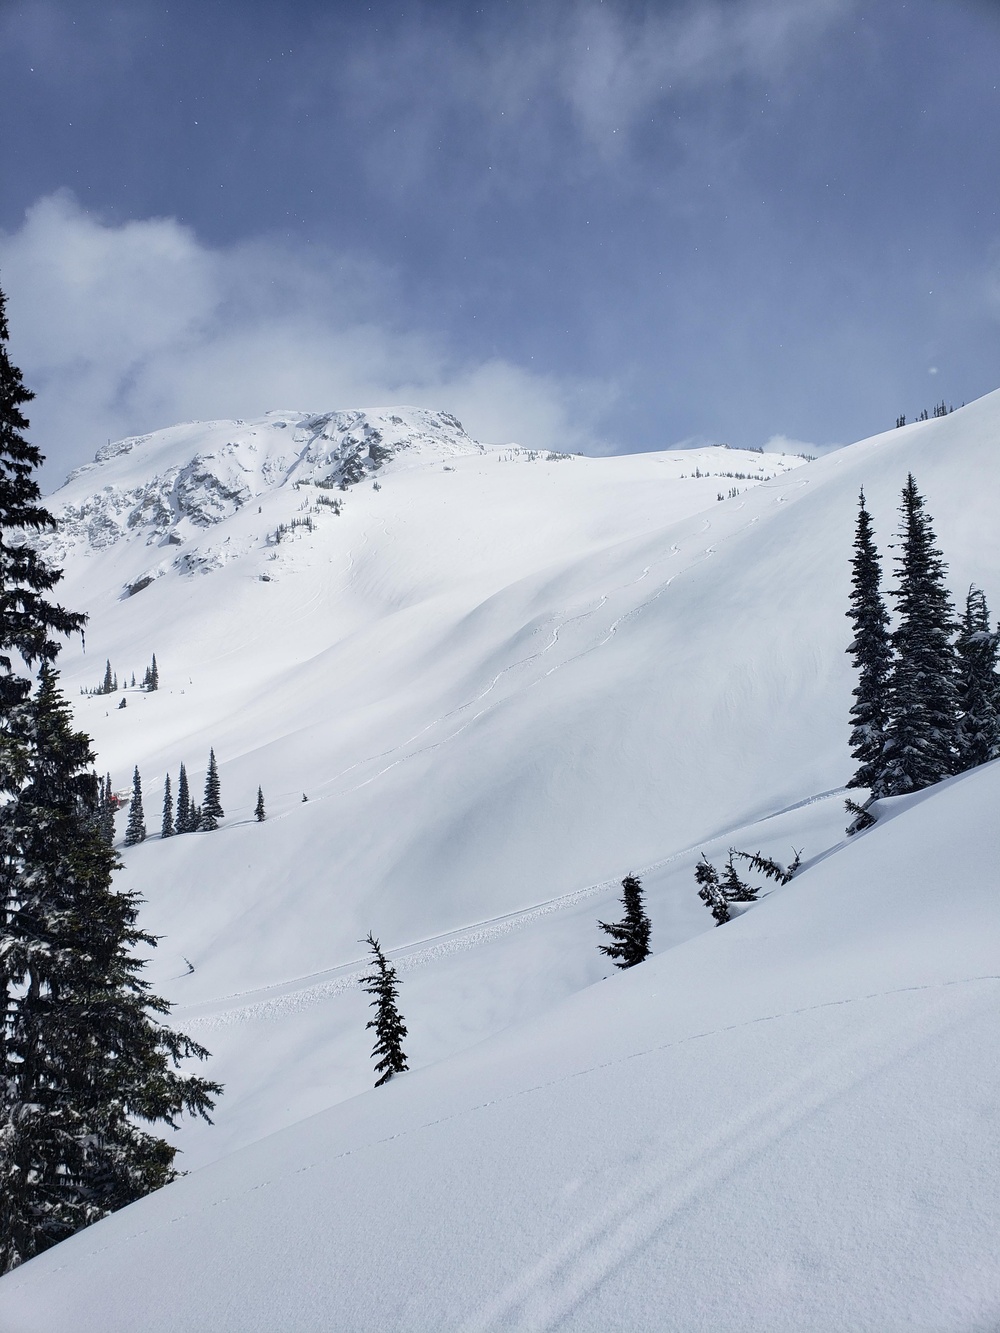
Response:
2,0,999,479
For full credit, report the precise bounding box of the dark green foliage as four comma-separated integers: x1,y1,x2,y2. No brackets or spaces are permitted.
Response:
124,767,146,846
597,874,652,967
720,853,756,903
199,750,223,831
694,856,730,925
254,787,265,822
161,773,174,839
955,586,1000,770
102,660,115,694
0,668,220,1272
360,933,408,1087
142,655,158,692
175,763,192,834
846,489,893,795
882,476,961,794
845,797,877,835
0,287,85,723
97,775,116,847
731,848,800,886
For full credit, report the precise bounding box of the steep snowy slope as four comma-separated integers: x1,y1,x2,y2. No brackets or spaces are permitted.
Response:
19,393,1000,1176
2,757,998,1332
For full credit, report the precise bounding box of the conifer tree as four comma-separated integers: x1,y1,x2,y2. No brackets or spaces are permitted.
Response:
124,767,146,846
845,488,893,794
161,773,174,839
254,786,265,822
695,856,730,925
102,659,114,694
882,476,961,793
360,933,408,1087
148,654,158,691
0,667,220,1271
720,852,757,903
597,874,652,968
175,763,192,834
199,750,223,831
0,284,84,731
99,772,116,846
955,586,1000,771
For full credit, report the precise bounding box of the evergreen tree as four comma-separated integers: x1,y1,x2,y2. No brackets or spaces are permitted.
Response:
175,763,192,834
99,772,116,846
720,852,757,903
148,654,158,692
254,786,265,822
695,856,730,925
597,874,652,968
955,586,1000,771
199,750,223,831
124,767,146,846
160,772,174,839
845,488,893,794
882,476,961,793
102,660,114,694
360,933,408,1087
0,667,220,1271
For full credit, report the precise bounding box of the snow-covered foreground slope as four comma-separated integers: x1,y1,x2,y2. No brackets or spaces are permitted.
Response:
2,759,999,1332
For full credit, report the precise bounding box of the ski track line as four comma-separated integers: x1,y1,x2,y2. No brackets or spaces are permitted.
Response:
183,787,849,1028
458,979,990,1333
23,975,999,1292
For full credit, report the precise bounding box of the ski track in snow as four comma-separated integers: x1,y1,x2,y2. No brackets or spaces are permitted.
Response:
458,979,988,1332
183,786,847,1029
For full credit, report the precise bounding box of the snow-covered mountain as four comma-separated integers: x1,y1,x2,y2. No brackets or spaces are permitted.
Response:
2,394,1000,1330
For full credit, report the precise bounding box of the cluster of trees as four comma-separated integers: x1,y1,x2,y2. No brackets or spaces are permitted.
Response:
895,402,955,427
0,285,220,1272
845,477,998,827
695,849,800,926
83,655,159,697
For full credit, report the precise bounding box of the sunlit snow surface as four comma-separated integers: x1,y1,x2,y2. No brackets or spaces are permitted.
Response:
1,397,999,1330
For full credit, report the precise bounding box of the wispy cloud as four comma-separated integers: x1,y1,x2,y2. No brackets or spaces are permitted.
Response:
0,192,617,481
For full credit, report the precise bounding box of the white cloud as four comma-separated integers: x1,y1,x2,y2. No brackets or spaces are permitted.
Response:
0,192,616,482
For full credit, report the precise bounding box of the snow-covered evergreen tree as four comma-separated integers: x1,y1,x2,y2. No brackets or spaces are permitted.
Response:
161,773,174,839
124,767,146,846
0,666,220,1272
597,874,652,968
199,750,223,831
720,853,757,903
955,585,1000,770
175,763,192,834
102,659,114,694
360,933,408,1087
882,475,961,794
845,488,893,794
254,786,265,822
695,856,730,925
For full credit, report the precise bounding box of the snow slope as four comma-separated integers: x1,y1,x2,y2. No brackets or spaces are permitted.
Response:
2,758,999,1332
2,392,1000,1328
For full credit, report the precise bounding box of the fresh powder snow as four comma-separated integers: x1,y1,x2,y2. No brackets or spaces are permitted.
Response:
1,395,998,1330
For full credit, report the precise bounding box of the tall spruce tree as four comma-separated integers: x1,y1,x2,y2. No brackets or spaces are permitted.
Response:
0,667,220,1271
254,786,265,822
175,763,192,834
360,933,408,1087
99,772,116,846
199,750,223,831
0,286,84,730
955,585,1000,770
124,767,146,846
845,488,893,794
102,660,114,694
597,874,652,968
882,475,961,794
160,772,174,839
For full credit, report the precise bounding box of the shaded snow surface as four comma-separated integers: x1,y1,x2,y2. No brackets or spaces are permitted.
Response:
1,396,1000,1329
